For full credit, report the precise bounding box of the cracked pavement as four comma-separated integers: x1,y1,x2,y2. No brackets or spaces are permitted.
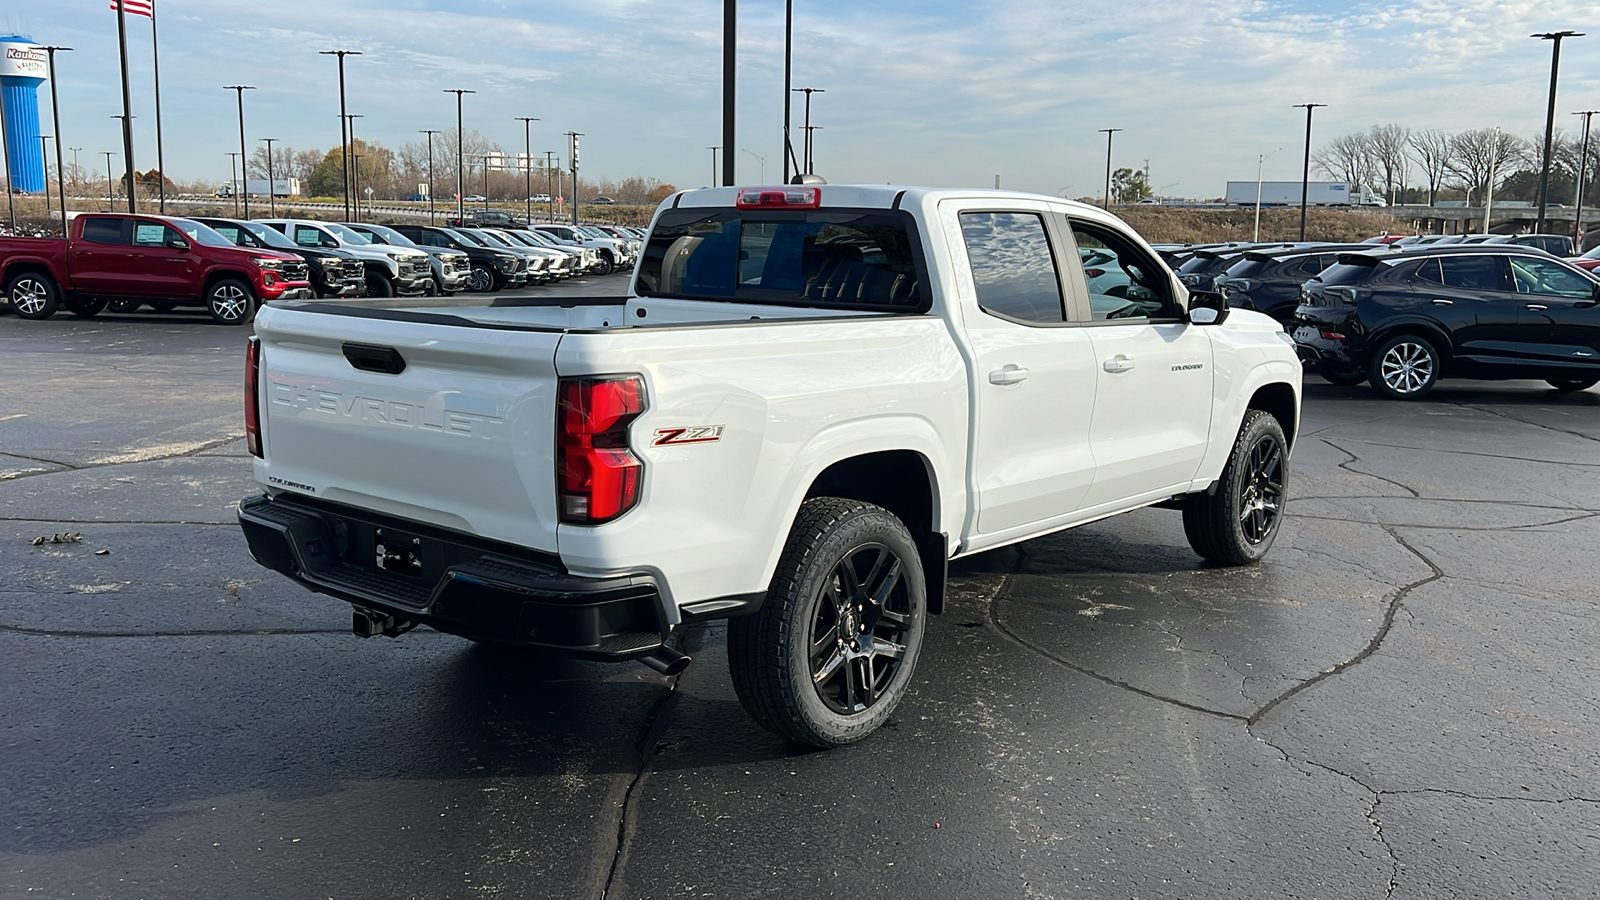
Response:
3,304,1598,898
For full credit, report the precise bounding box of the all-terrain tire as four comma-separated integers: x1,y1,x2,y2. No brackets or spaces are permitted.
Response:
1183,409,1288,566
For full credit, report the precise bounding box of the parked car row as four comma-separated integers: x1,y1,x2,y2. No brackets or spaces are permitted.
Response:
0,210,643,325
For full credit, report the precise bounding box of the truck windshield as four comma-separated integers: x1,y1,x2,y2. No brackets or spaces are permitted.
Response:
323,224,371,245
360,224,419,247
637,208,926,312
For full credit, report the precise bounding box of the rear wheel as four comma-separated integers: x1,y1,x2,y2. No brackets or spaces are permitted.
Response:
1546,375,1599,393
728,498,926,748
206,278,257,325
149,300,178,312
68,296,109,318
106,298,143,314
8,272,60,319
1368,334,1440,400
1184,409,1288,566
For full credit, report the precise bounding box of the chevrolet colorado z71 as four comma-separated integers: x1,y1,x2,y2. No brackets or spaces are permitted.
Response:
237,185,1301,746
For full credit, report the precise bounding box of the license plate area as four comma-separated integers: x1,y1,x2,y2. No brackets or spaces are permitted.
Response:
374,527,424,577
1293,325,1318,343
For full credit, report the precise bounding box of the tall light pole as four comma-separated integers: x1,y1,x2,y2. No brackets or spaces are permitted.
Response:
1293,103,1326,241
515,116,539,223
792,88,824,174
109,114,134,218
722,0,735,187
39,135,51,215
1254,147,1282,241
419,129,441,225
1533,32,1583,235
1098,128,1121,209
444,89,475,223
782,0,794,183
114,0,136,211
260,137,278,216
344,114,364,220
41,47,72,237
1568,110,1593,248
224,85,255,218
707,146,720,186
744,148,764,183
1484,127,1503,232
803,126,822,172
566,131,583,226
319,50,362,221
226,151,241,216
545,150,557,220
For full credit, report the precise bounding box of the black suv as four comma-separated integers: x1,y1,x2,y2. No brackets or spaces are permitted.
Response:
192,217,366,299
388,224,529,293
1214,244,1370,324
1292,245,1600,399
1174,243,1290,295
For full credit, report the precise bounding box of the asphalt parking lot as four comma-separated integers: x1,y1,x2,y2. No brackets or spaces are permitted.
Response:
2,286,1597,899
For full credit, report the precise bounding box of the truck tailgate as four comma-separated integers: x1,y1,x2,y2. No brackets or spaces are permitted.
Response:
253,305,564,553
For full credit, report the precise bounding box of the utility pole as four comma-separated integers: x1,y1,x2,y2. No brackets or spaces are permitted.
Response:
420,129,441,225
722,0,735,186
39,135,51,215
41,47,72,239
707,146,720,186
782,0,794,183
115,0,136,211
1568,109,1593,248
260,137,278,216
516,116,539,224
545,151,556,220
792,88,824,174
566,132,583,226
1254,147,1282,242
344,114,364,221
1533,31,1584,235
108,114,135,218
101,151,117,213
224,85,255,218
1098,128,1121,208
1293,103,1326,241
318,50,362,221
444,89,475,223
226,151,241,216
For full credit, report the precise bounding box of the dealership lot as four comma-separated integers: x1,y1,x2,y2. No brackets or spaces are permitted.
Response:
2,294,1597,898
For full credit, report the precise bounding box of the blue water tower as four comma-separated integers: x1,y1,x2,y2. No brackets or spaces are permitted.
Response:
0,37,47,194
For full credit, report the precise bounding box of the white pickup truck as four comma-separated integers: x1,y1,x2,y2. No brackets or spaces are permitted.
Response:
238,185,1301,746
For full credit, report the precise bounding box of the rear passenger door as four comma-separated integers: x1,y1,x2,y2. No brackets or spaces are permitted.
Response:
949,203,1101,536
67,217,131,293
1410,255,1521,365
1061,218,1215,510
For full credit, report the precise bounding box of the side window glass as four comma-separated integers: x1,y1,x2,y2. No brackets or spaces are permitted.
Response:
958,212,1063,325
1295,256,1323,276
132,223,169,247
1438,256,1505,292
293,226,324,247
80,218,127,245
1412,258,1443,284
1509,257,1594,298
1069,221,1175,321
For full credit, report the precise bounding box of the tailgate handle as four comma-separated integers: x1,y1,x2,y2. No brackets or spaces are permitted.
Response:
342,342,407,375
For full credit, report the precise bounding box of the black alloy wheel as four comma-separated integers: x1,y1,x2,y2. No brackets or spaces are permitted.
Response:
1546,376,1599,393
594,253,615,276
363,272,394,298
8,272,60,319
468,263,495,293
1368,334,1441,400
729,497,927,747
1184,409,1288,565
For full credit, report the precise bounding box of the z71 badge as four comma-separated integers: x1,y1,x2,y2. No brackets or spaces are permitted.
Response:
652,425,725,446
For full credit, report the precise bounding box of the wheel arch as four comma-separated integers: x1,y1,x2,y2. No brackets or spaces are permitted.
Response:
202,269,256,296
3,260,60,290
1368,320,1454,361
1246,382,1299,452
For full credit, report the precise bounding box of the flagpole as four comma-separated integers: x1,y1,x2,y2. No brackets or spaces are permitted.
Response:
115,0,136,212
151,0,165,213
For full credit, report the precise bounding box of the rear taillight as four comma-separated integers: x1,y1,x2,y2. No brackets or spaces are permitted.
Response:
245,337,263,459
1085,268,1106,278
557,375,646,524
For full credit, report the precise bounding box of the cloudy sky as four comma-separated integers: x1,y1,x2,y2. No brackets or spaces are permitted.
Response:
9,0,1599,197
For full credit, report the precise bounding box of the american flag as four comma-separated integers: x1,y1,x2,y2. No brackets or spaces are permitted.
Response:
109,0,154,16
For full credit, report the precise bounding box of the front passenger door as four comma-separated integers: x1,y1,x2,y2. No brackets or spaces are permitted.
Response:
1064,219,1215,509
1508,255,1600,370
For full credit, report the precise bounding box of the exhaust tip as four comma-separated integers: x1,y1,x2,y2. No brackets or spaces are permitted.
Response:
640,645,691,676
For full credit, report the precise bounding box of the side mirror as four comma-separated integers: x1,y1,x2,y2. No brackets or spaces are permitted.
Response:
1187,295,1229,325
321,238,339,249
1188,306,1220,325
167,237,190,251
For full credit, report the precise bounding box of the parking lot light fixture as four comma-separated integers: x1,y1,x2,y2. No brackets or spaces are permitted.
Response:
101,151,116,212
515,116,540,223
1098,128,1122,209
707,146,719,186
39,135,51,215
744,148,764,184
41,46,72,235
343,114,364,221
420,130,442,225
1293,103,1327,240
1574,110,1598,248
260,137,277,217
791,87,825,176
1533,32,1584,234
319,50,363,220
224,85,256,218
1254,147,1282,241
444,89,476,223
226,151,241,216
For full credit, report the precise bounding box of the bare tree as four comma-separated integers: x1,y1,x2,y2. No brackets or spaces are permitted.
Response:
1313,132,1374,190
1446,128,1526,205
1367,124,1409,203
1408,129,1452,206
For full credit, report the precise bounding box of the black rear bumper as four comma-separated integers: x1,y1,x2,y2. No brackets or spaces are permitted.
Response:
237,493,669,660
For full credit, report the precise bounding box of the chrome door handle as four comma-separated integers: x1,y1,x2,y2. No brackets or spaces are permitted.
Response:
988,364,1029,385
1524,304,1549,311
1103,355,1136,373
1431,298,1453,306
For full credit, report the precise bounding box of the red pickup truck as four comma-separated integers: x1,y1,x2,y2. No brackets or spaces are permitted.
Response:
2,213,314,325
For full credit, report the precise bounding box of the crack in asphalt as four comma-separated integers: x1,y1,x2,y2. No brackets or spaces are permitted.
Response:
0,622,355,638
1453,402,1600,446
1347,438,1600,468
0,435,245,483
1383,788,1600,805
1293,493,1597,512
1321,439,1421,498
1,517,235,526
596,631,695,900
1366,792,1400,899
1289,511,1600,532
1300,411,1413,438
1253,738,1400,898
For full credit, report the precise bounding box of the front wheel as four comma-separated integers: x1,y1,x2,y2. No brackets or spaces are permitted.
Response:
206,278,257,325
728,498,927,748
8,272,60,319
69,296,109,318
1368,334,1440,400
1183,409,1288,566
1546,375,1599,393
468,263,495,293
594,254,615,276
363,271,394,298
